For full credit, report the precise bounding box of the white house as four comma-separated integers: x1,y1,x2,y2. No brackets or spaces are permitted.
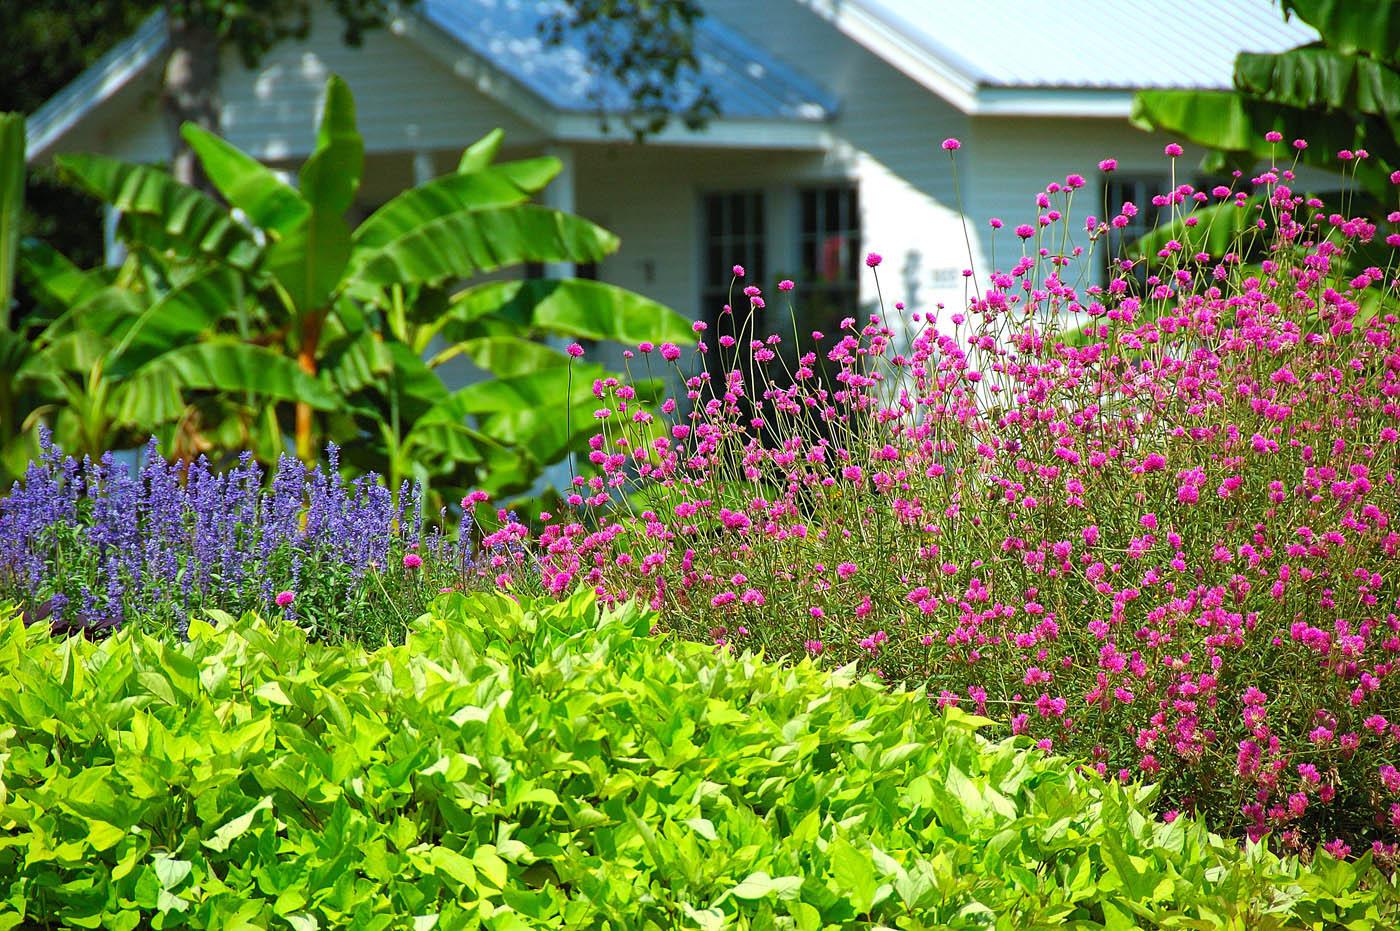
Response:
28,0,1316,341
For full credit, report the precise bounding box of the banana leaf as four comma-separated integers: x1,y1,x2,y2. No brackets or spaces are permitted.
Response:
182,124,308,233
56,153,261,269
439,278,697,346
346,206,620,291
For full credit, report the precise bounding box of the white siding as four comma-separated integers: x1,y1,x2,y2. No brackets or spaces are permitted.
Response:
964,116,1173,293
98,4,543,164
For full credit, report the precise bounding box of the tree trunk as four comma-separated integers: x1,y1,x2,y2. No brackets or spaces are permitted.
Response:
162,7,220,193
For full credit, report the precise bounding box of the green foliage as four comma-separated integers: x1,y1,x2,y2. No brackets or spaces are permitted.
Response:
16,77,693,498
0,113,22,328
0,591,1395,928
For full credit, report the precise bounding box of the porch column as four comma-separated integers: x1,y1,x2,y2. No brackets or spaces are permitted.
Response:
541,144,576,279
102,205,127,266
412,148,437,186
539,144,577,497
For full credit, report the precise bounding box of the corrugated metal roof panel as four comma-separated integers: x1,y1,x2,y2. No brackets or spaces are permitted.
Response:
857,0,1318,89
423,0,838,119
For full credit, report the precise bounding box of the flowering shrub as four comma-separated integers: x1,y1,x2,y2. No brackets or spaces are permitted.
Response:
488,140,1400,857
0,435,510,644
1,591,1396,927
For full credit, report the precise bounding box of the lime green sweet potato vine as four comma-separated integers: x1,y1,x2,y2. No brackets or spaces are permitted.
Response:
0,593,1394,929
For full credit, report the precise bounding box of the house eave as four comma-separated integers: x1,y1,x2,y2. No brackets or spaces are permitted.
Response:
551,114,834,149
25,12,168,163
973,87,1137,118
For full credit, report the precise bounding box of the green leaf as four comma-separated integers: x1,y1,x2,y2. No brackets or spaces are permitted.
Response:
1130,89,1279,154
1132,195,1270,263
347,206,620,291
55,153,260,269
0,112,23,323
110,341,341,426
265,207,352,316
299,75,363,218
1280,0,1400,66
457,129,505,173
182,124,309,233
1235,48,1400,119
106,267,242,375
351,163,560,255
440,336,570,378
441,279,696,346
17,238,108,315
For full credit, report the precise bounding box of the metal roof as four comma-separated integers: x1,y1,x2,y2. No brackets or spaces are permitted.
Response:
857,0,1319,90
422,0,837,120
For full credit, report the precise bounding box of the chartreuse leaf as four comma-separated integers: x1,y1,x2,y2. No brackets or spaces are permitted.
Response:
0,594,1393,928
203,796,274,852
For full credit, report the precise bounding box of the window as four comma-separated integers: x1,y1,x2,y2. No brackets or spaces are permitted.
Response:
797,185,861,332
1103,175,1168,279
700,190,766,321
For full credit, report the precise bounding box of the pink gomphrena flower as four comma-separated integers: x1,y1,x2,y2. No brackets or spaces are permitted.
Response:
1098,158,1118,172
1390,170,1400,185
941,137,961,151
660,343,682,361
865,252,883,267
275,591,295,608
778,279,795,291
403,553,423,569
732,264,745,277
566,342,584,358
805,639,824,656
1015,224,1035,239
1294,138,1308,150
1265,130,1282,142
989,217,1003,229
1164,142,1183,157
461,490,490,511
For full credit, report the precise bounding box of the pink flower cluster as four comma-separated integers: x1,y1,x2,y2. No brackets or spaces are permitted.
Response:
467,139,1400,858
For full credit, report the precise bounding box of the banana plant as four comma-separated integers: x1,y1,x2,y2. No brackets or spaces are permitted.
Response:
48,75,694,498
